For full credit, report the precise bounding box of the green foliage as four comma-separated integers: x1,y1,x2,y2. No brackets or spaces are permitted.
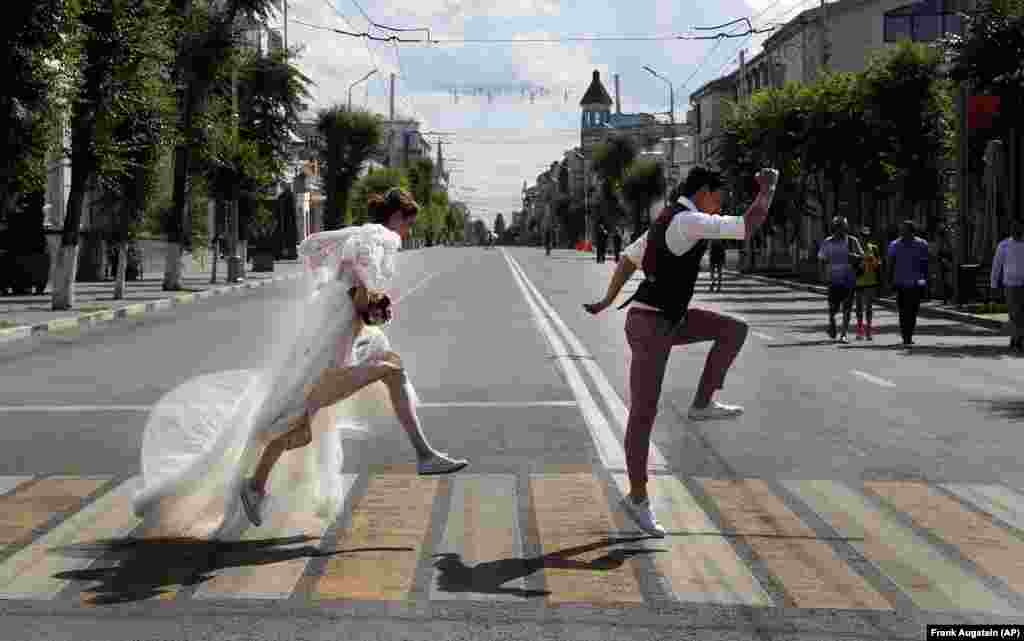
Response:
316,106,384,230
0,0,69,221
591,136,637,228
621,158,666,236
493,213,506,237
944,0,1024,99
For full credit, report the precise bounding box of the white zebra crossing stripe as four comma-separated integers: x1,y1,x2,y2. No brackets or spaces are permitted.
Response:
0,477,140,600
613,474,771,606
0,477,32,497
785,479,1019,615
430,474,525,601
941,483,1024,533
193,474,357,600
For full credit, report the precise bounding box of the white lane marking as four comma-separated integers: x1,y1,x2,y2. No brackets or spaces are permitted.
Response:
751,331,773,340
506,253,668,470
0,400,580,413
850,370,896,388
395,271,440,303
501,250,627,471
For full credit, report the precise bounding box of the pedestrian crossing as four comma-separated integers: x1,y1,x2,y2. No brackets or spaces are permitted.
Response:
0,468,1023,614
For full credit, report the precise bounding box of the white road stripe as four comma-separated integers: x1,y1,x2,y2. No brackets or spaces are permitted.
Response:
850,370,896,388
395,271,439,303
751,331,773,340
501,251,627,471
506,254,668,470
0,477,32,496
0,401,579,413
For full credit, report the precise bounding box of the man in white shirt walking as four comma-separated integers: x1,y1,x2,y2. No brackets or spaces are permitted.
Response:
991,219,1024,352
583,165,778,537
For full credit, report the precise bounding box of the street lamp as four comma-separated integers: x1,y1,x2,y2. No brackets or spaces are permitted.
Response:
348,69,378,111
642,65,675,205
573,150,590,244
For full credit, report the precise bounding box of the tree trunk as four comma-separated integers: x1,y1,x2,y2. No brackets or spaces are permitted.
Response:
113,240,128,299
51,164,89,311
164,141,190,290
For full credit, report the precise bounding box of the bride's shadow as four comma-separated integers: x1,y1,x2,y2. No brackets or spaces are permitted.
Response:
50,536,414,605
432,536,659,599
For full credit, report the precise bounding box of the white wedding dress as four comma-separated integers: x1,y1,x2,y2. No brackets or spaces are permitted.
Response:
131,224,409,541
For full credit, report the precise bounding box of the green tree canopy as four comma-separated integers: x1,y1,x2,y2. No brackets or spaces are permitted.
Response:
621,158,666,237
316,106,383,229
348,167,408,225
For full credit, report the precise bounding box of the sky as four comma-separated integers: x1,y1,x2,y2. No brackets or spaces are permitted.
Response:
269,0,822,229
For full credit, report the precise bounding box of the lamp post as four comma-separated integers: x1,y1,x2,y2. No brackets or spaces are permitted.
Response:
572,150,590,244
348,69,378,111
643,65,675,205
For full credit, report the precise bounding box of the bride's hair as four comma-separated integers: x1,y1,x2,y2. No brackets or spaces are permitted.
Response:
368,188,419,224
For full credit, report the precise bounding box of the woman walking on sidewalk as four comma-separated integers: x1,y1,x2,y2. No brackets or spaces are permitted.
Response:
854,226,881,340
887,220,929,349
990,219,1024,352
582,165,778,537
818,217,863,344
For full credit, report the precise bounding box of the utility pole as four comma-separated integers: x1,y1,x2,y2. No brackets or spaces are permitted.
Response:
389,72,395,121
227,66,244,283
282,0,287,52
740,48,753,272
820,0,830,74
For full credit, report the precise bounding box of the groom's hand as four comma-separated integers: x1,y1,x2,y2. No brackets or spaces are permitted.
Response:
583,299,610,315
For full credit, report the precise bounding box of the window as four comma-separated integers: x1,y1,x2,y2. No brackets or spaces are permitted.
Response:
883,1,965,42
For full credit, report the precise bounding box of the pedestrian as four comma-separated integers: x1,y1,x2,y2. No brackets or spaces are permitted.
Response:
708,240,726,292
582,165,778,537
817,216,863,343
990,218,1024,352
595,224,608,263
545,227,552,256
854,226,881,340
612,228,623,263
887,219,929,349
934,226,954,304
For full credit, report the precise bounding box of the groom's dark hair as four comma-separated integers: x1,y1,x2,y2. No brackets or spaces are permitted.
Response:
368,188,419,224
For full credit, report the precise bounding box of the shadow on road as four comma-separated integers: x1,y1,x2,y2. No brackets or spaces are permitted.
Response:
702,296,825,304
841,343,1017,359
432,536,656,599
50,535,414,605
970,398,1024,419
786,322,998,338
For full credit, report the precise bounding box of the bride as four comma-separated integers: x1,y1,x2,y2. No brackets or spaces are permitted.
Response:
131,188,468,540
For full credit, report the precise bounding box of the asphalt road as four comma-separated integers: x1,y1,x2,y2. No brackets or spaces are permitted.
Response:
0,245,1023,641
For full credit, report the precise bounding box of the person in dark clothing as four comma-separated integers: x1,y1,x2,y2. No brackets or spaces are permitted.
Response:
612,228,623,262
595,224,608,263
887,220,930,349
582,165,778,537
708,240,726,292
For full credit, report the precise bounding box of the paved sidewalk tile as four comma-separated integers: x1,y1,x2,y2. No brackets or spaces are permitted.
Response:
0,261,306,346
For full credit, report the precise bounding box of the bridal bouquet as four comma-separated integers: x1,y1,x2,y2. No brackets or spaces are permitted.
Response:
350,286,393,326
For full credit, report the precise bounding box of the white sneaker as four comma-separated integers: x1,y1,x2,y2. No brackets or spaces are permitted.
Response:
687,400,745,421
417,452,469,476
620,496,666,537
240,480,265,527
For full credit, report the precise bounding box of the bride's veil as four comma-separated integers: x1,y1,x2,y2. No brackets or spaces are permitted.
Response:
132,224,402,541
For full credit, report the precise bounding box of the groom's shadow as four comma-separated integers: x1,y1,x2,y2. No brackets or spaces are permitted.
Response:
51,536,414,605
432,536,659,599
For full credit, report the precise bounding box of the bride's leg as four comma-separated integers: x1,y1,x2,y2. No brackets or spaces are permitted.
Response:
380,364,436,461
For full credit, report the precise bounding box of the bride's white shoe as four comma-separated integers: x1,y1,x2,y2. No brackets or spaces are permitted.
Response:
240,480,266,526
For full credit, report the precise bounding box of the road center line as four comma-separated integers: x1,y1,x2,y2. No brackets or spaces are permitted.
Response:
0,400,579,413
395,271,440,303
500,250,627,472
850,370,896,388
506,253,668,469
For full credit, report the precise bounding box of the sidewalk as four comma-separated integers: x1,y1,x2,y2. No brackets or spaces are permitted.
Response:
0,261,306,345
727,268,1010,333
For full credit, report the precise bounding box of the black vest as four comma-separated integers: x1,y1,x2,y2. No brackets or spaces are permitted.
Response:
618,203,707,326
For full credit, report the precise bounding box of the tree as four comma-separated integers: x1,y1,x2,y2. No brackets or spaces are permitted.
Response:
621,158,666,238
0,0,69,228
591,136,637,231
53,0,174,310
163,0,277,291
316,106,383,230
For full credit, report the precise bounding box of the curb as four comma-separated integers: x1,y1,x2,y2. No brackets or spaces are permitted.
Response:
729,270,1006,332
0,270,306,346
